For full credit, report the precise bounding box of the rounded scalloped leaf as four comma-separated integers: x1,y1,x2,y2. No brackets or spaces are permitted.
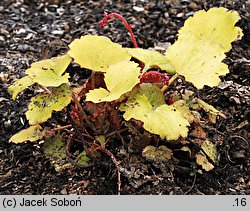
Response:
25,54,71,87
165,8,243,89
142,145,173,162
126,48,175,74
26,84,72,124
85,61,140,103
8,76,34,100
9,125,44,143
178,8,243,51
120,94,189,140
68,35,131,72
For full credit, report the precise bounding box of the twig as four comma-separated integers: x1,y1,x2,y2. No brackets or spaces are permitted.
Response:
184,171,197,195
225,135,249,164
53,124,72,131
71,93,93,128
66,104,93,157
105,128,128,138
38,84,52,94
161,73,179,93
66,133,77,158
77,136,122,195
102,147,121,195
189,133,207,140
225,135,249,147
67,103,122,194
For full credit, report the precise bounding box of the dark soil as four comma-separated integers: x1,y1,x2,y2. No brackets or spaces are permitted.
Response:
0,0,249,195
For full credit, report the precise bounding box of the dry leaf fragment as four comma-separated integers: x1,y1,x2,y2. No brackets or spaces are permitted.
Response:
196,152,214,171
142,145,173,161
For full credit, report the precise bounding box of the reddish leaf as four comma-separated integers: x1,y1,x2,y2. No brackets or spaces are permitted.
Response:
140,71,169,85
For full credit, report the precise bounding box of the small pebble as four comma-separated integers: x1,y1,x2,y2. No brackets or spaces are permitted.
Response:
176,13,184,18
57,7,65,16
51,30,64,35
24,33,33,40
0,35,5,42
16,28,26,34
4,120,12,129
133,6,145,12
0,28,9,36
17,44,30,52
20,7,27,13
189,2,198,10
60,188,68,194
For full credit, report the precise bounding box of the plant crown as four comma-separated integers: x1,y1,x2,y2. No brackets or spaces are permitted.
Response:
8,7,242,172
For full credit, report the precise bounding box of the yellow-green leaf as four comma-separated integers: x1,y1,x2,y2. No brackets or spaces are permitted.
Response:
131,83,165,108
68,35,131,72
86,61,140,103
96,135,106,148
9,125,44,143
201,139,217,163
196,152,214,171
26,83,72,124
126,48,175,73
25,54,71,87
165,8,243,89
196,98,226,123
8,76,33,100
120,94,189,140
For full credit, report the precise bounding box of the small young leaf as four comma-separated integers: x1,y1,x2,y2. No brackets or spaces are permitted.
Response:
96,135,106,148
86,61,140,103
9,124,44,143
44,135,67,159
26,83,72,124
126,48,175,73
142,145,173,161
68,35,131,72
75,151,91,167
25,54,71,87
165,8,243,89
120,94,189,140
131,83,165,108
8,76,33,100
181,146,192,157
